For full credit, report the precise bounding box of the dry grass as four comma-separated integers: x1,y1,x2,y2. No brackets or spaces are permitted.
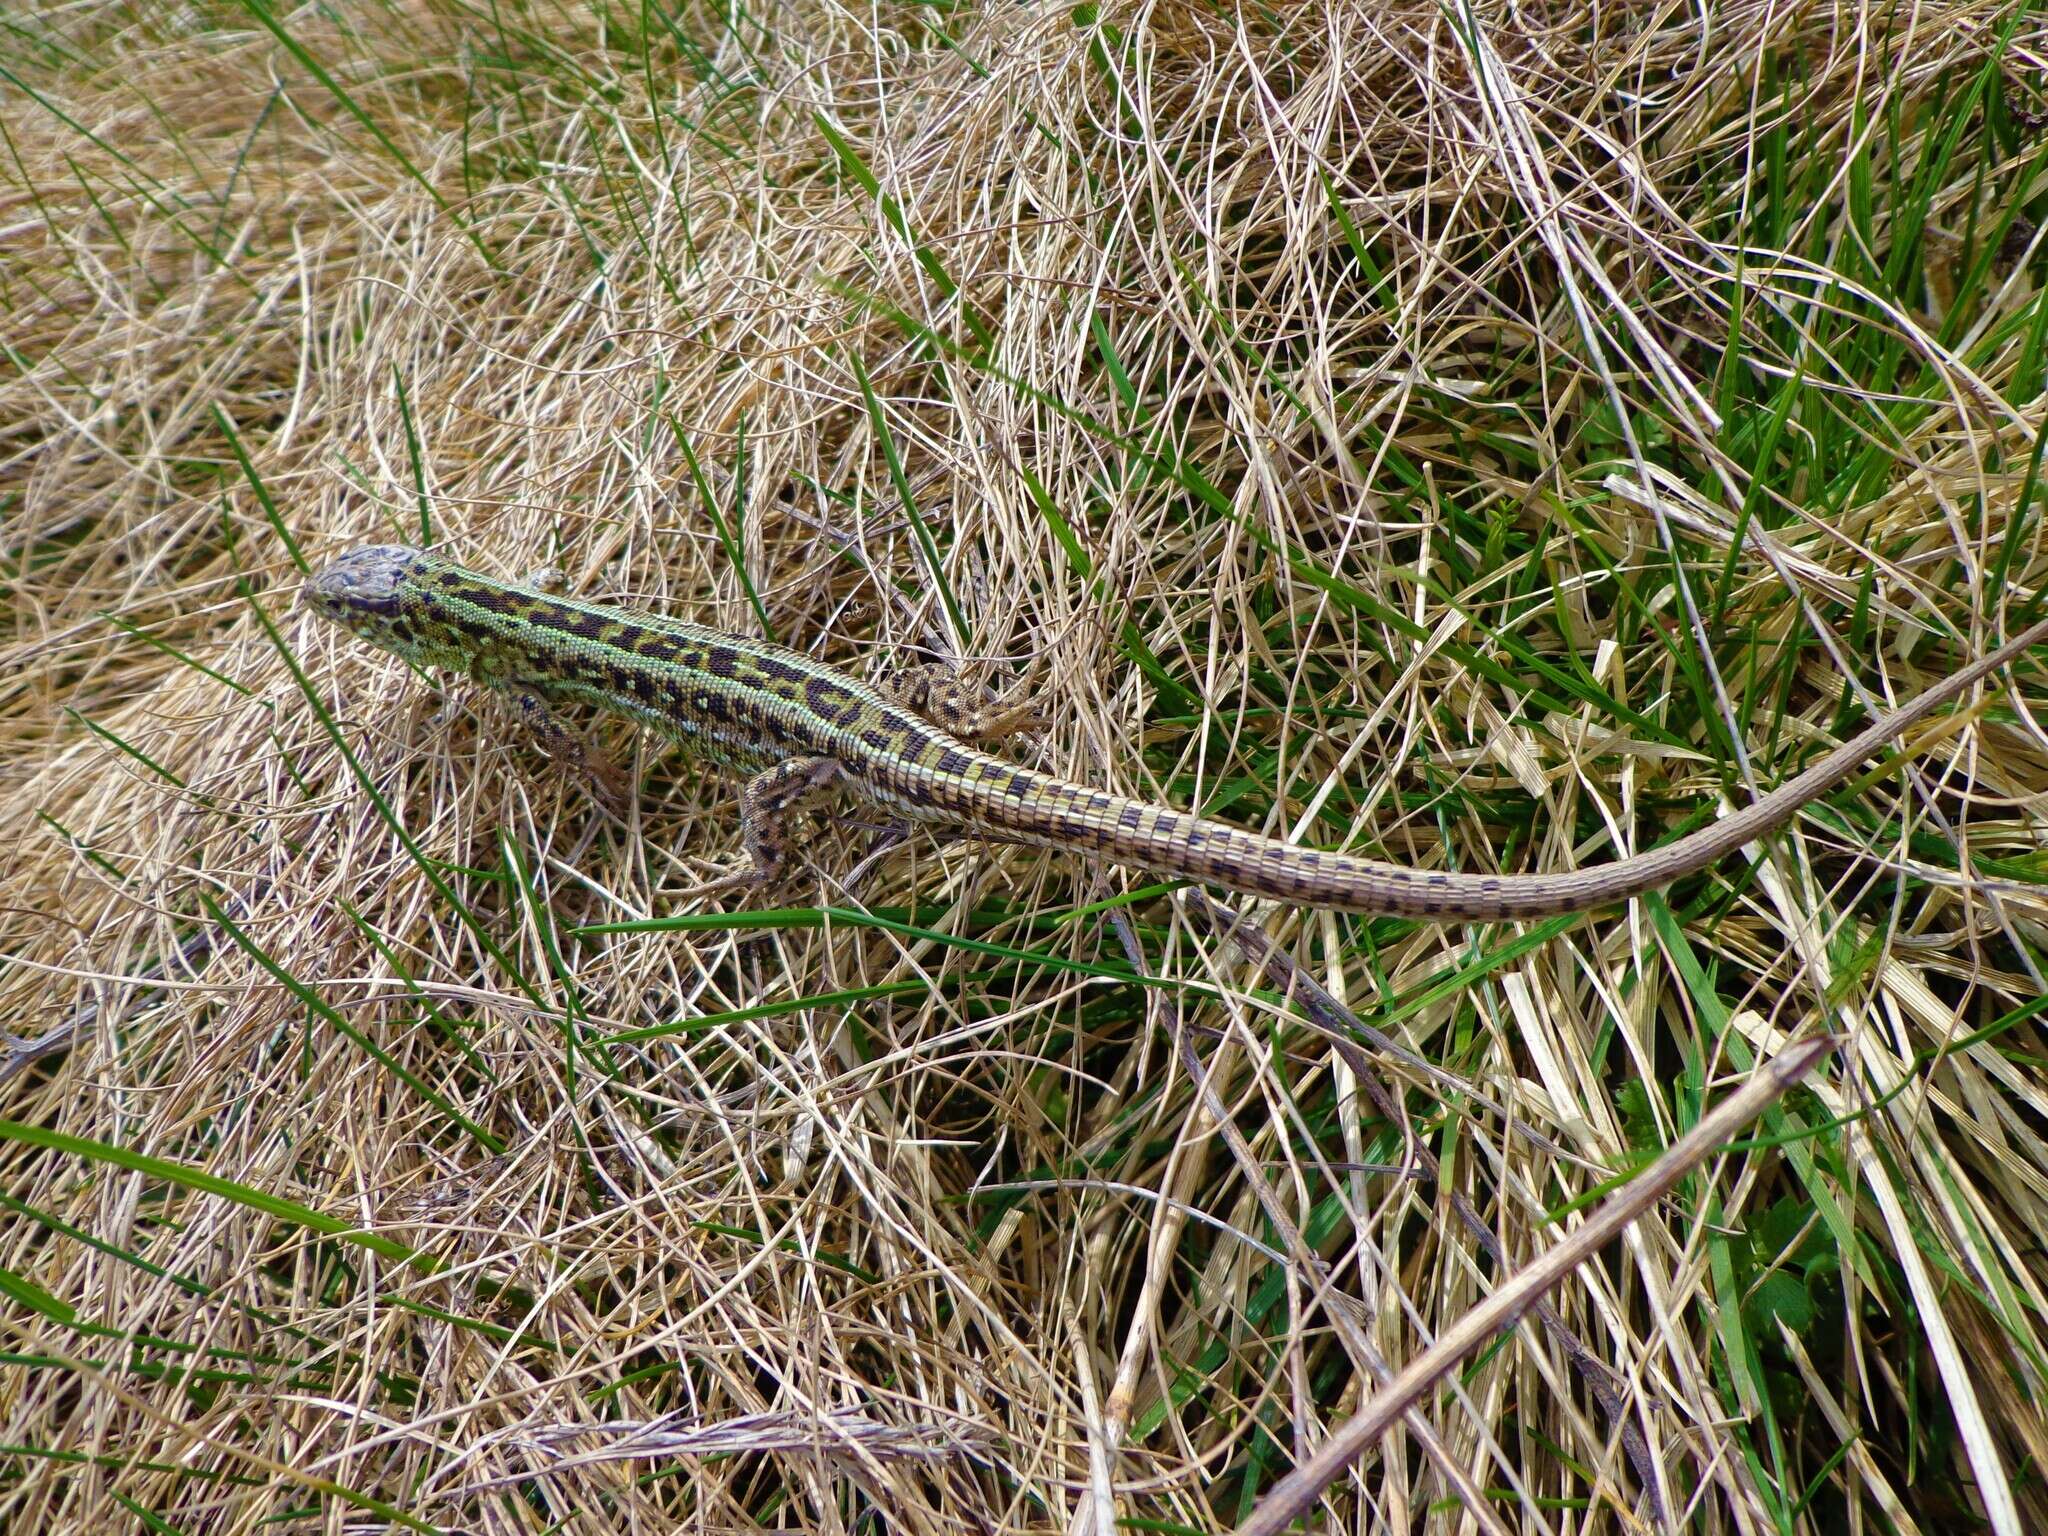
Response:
4,0,2048,1529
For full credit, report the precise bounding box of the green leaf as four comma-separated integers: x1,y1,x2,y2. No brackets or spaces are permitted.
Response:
1746,1271,1817,1338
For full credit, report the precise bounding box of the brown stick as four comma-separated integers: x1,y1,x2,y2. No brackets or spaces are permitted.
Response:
1236,1033,1838,1536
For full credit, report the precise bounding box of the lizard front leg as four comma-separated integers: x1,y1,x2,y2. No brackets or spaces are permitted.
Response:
504,688,632,813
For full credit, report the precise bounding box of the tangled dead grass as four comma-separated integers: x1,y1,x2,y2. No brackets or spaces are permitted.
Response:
4,0,2048,1530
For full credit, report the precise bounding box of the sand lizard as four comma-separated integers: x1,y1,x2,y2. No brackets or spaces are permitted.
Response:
304,544,2048,920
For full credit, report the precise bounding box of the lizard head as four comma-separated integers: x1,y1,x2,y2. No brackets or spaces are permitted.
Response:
304,544,455,666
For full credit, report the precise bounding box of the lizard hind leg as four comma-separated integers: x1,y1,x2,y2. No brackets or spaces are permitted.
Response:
738,755,846,886
883,662,1044,745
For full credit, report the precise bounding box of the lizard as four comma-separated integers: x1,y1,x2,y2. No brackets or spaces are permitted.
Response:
303,543,2048,921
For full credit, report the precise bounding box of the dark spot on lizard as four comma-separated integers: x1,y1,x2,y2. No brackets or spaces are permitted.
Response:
447,578,517,615
634,631,689,668
623,669,658,702
752,654,806,684
802,676,862,727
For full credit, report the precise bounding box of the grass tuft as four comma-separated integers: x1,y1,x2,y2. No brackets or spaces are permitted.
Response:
4,0,2048,1530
